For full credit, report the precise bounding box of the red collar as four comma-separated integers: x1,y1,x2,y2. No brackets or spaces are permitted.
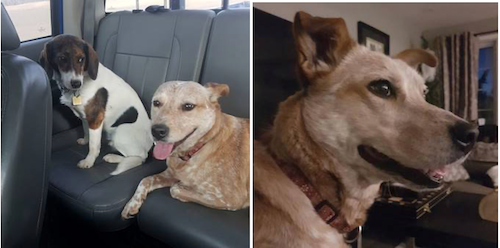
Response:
269,150,356,234
179,142,205,161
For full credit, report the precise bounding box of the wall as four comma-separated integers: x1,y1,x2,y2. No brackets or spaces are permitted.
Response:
422,17,498,41
254,3,423,56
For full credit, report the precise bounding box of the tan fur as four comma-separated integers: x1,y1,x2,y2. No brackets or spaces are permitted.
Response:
395,48,438,69
254,11,474,247
122,81,250,218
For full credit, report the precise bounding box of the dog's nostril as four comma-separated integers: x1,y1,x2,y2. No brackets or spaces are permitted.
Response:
450,121,478,153
71,80,82,88
151,124,169,139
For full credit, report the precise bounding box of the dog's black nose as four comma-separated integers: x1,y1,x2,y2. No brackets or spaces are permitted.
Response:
71,80,82,88
450,121,478,153
152,124,169,140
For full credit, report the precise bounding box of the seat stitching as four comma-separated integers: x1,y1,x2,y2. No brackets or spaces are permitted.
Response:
49,184,95,211
125,55,131,82
115,52,169,59
174,36,182,79
67,147,87,157
199,15,217,82
193,14,213,81
166,13,179,81
102,33,117,66
114,15,122,71
140,57,149,98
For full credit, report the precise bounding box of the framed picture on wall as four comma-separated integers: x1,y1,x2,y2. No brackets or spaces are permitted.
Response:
358,22,390,55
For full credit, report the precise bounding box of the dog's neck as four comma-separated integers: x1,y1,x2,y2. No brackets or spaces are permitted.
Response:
268,92,381,227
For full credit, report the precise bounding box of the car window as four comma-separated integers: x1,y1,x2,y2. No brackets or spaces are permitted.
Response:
185,0,249,9
3,0,52,42
185,0,221,9
228,0,249,9
105,0,168,12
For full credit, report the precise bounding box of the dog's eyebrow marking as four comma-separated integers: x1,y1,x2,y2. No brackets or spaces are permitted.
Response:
111,107,139,127
85,87,108,129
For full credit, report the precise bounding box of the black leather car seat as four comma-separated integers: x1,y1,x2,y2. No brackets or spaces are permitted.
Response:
1,3,53,248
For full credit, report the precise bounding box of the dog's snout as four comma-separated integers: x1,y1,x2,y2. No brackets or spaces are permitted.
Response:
71,80,82,88
450,121,478,154
152,124,169,140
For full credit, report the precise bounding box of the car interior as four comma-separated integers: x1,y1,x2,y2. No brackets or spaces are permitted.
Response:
1,1,250,247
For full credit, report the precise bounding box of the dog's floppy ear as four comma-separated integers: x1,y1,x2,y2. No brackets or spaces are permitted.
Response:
293,11,355,85
394,49,438,69
39,42,54,79
83,41,99,80
205,82,229,102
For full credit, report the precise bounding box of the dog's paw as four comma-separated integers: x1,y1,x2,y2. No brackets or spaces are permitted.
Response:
103,154,123,163
170,185,189,202
110,169,122,176
121,201,140,219
77,159,94,169
77,138,88,145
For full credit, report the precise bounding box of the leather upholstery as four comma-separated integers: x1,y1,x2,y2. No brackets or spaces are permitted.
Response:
49,9,215,232
1,4,20,51
49,140,166,231
1,53,52,246
200,9,250,118
95,10,215,110
48,8,249,247
138,188,250,248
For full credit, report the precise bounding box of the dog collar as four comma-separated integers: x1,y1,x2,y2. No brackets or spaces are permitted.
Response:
268,149,358,235
179,142,205,161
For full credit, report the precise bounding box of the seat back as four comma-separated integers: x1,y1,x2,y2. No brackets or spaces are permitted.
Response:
1,4,52,248
200,9,250,118
95,10,215,111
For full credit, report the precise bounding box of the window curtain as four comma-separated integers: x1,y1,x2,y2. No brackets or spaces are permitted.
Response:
436,32,479,121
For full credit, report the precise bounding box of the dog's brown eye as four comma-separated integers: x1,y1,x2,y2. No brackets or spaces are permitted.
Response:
78,57,84,63
152,100,162,107
182,103,195,111
368,80,395,98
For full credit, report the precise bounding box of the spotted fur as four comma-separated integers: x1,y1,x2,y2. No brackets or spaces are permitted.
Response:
122,81,250,219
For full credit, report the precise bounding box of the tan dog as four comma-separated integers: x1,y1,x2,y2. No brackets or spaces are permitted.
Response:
254,12,478,247
122,81,250,218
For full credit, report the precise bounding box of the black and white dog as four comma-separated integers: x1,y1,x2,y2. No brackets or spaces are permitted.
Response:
40,34,153,175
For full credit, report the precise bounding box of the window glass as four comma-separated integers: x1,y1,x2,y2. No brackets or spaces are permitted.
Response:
106,0,167,12
3,0,52,42
228,0,249,9
185,0,221,9
478,46,496,125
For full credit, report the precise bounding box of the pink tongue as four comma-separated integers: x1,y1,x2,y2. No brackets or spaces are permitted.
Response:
427,167,446,178
153,142,174,160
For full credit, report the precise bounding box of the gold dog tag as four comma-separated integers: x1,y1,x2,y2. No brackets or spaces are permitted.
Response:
72,95,82,106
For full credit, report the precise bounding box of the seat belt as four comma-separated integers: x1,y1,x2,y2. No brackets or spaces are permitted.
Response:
82,0,96,46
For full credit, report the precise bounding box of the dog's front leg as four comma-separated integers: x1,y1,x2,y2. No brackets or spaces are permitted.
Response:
170,184,236,210
77,122,103,169
70,108,89,145
77,119,90,145
122,170,178,219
